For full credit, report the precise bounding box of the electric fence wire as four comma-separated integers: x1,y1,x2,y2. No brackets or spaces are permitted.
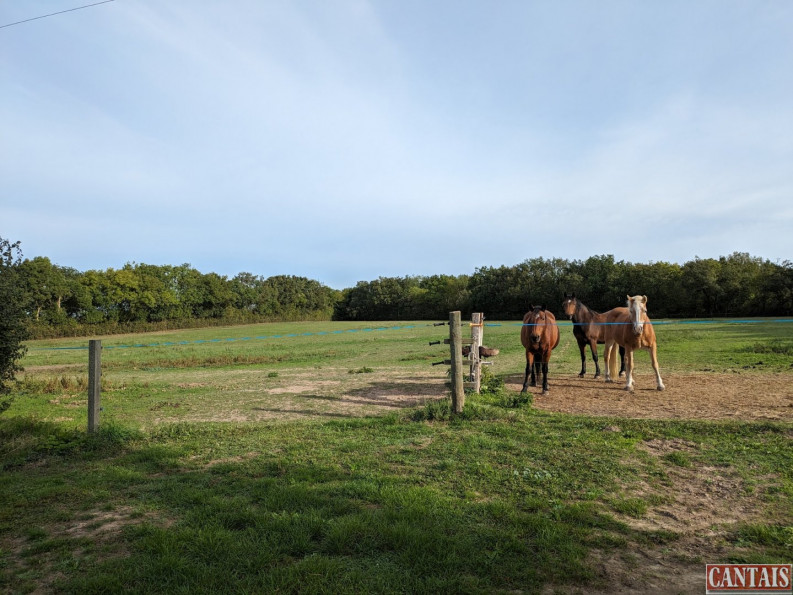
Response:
29,318,793,351
0,0,115,30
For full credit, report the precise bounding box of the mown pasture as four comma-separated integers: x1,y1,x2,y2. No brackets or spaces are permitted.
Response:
2,318,792,593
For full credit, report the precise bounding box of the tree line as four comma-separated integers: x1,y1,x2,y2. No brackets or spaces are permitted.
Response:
333,254,793,321
15,258,341,338
4,237,793,342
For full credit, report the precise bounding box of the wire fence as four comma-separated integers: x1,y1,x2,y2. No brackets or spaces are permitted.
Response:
29,318,793,351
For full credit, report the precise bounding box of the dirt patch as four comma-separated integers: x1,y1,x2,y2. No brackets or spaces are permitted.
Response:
266,380,341,394
1,506,167,594
62,507,140,539
547,437,781,594
511,374,792,594
508,372,793,421
590,446,777,594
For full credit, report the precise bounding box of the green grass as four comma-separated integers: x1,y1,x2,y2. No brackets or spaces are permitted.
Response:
1,318,792,592
2,411,791,593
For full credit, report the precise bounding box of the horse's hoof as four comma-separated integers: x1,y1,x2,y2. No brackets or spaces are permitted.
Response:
605,378,613,384
578,373,585,378
542,390,549,395
529,382,537,388
624,386,634,392
657,385,665,391
593,373,601,379
619,372,625,378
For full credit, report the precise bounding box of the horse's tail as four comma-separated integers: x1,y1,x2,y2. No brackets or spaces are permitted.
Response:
607,341,618,379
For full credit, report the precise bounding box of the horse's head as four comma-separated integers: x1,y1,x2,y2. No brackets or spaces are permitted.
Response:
626,295,648,336
561,293,576,320
527,305,549,344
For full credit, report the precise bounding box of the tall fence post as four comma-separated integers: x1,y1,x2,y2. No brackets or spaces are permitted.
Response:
470,313,484,393
449,311,464,413
88,340,101,433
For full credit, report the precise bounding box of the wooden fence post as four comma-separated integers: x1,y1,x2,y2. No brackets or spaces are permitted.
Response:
449,311,464,413
470,313,483,393
88,340,101,433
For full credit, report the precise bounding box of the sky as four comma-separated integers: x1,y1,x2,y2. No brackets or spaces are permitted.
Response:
2,1,792,289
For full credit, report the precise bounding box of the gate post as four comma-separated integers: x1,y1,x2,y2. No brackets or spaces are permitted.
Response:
470,313,484,393
88,340,101,433
449,311,464,413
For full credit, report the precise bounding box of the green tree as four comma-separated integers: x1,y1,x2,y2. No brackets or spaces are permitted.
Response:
230,272,262,312
568,255,624,312
756,260,793,315
681,258,723,316
18,256,69,322
0,237,29,407
614,261,684,317
417,275,470,318
716,252,765,316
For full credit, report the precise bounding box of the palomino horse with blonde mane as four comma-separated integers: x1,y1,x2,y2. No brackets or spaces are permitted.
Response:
520,305,560,395
603,295,665,392
562,293,625,378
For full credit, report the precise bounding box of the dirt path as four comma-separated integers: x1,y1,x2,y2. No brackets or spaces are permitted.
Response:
505,372,793,422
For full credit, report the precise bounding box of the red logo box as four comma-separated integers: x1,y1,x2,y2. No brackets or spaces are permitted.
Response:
707,565,792,594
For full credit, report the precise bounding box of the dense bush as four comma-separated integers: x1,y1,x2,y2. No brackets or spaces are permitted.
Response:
0,237,29,403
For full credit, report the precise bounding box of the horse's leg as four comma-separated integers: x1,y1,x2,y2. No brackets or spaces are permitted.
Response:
649,343,665,391
530,355,540,387
623,349,635,391
534,359,542,390
604,341,614,383
618,345,626,377
521,351,532,393
541,353,550,394
589,339,600,378
577,338,587,377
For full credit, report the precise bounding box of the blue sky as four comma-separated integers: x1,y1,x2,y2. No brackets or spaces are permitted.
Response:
2,1,792,289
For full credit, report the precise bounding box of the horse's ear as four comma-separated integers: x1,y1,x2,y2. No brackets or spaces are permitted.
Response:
642,295,648,304
541,305,547,311
529,304,535,311
571,293,576,299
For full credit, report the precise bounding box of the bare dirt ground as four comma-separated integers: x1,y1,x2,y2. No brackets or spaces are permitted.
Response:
505,372,793,422
247,370,793,423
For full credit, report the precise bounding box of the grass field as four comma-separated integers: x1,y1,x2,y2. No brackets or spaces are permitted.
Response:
2,318,792,593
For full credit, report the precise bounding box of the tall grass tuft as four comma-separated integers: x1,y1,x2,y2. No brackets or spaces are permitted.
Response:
19,375,119,394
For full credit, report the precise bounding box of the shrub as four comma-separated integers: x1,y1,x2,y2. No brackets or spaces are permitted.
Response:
0,237,29,409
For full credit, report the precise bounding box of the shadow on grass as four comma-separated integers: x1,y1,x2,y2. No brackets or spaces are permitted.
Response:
1,417,616,594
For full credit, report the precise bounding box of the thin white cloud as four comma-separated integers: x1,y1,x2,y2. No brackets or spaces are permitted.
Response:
1,1,791,286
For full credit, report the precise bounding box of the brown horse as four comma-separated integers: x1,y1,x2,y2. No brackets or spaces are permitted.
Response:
520,305,560,394
562,293,625,378
603,295,665,392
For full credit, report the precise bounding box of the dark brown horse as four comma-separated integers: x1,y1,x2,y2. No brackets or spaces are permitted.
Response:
520,305,560,394
603,295,665,392
562,293,625,378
